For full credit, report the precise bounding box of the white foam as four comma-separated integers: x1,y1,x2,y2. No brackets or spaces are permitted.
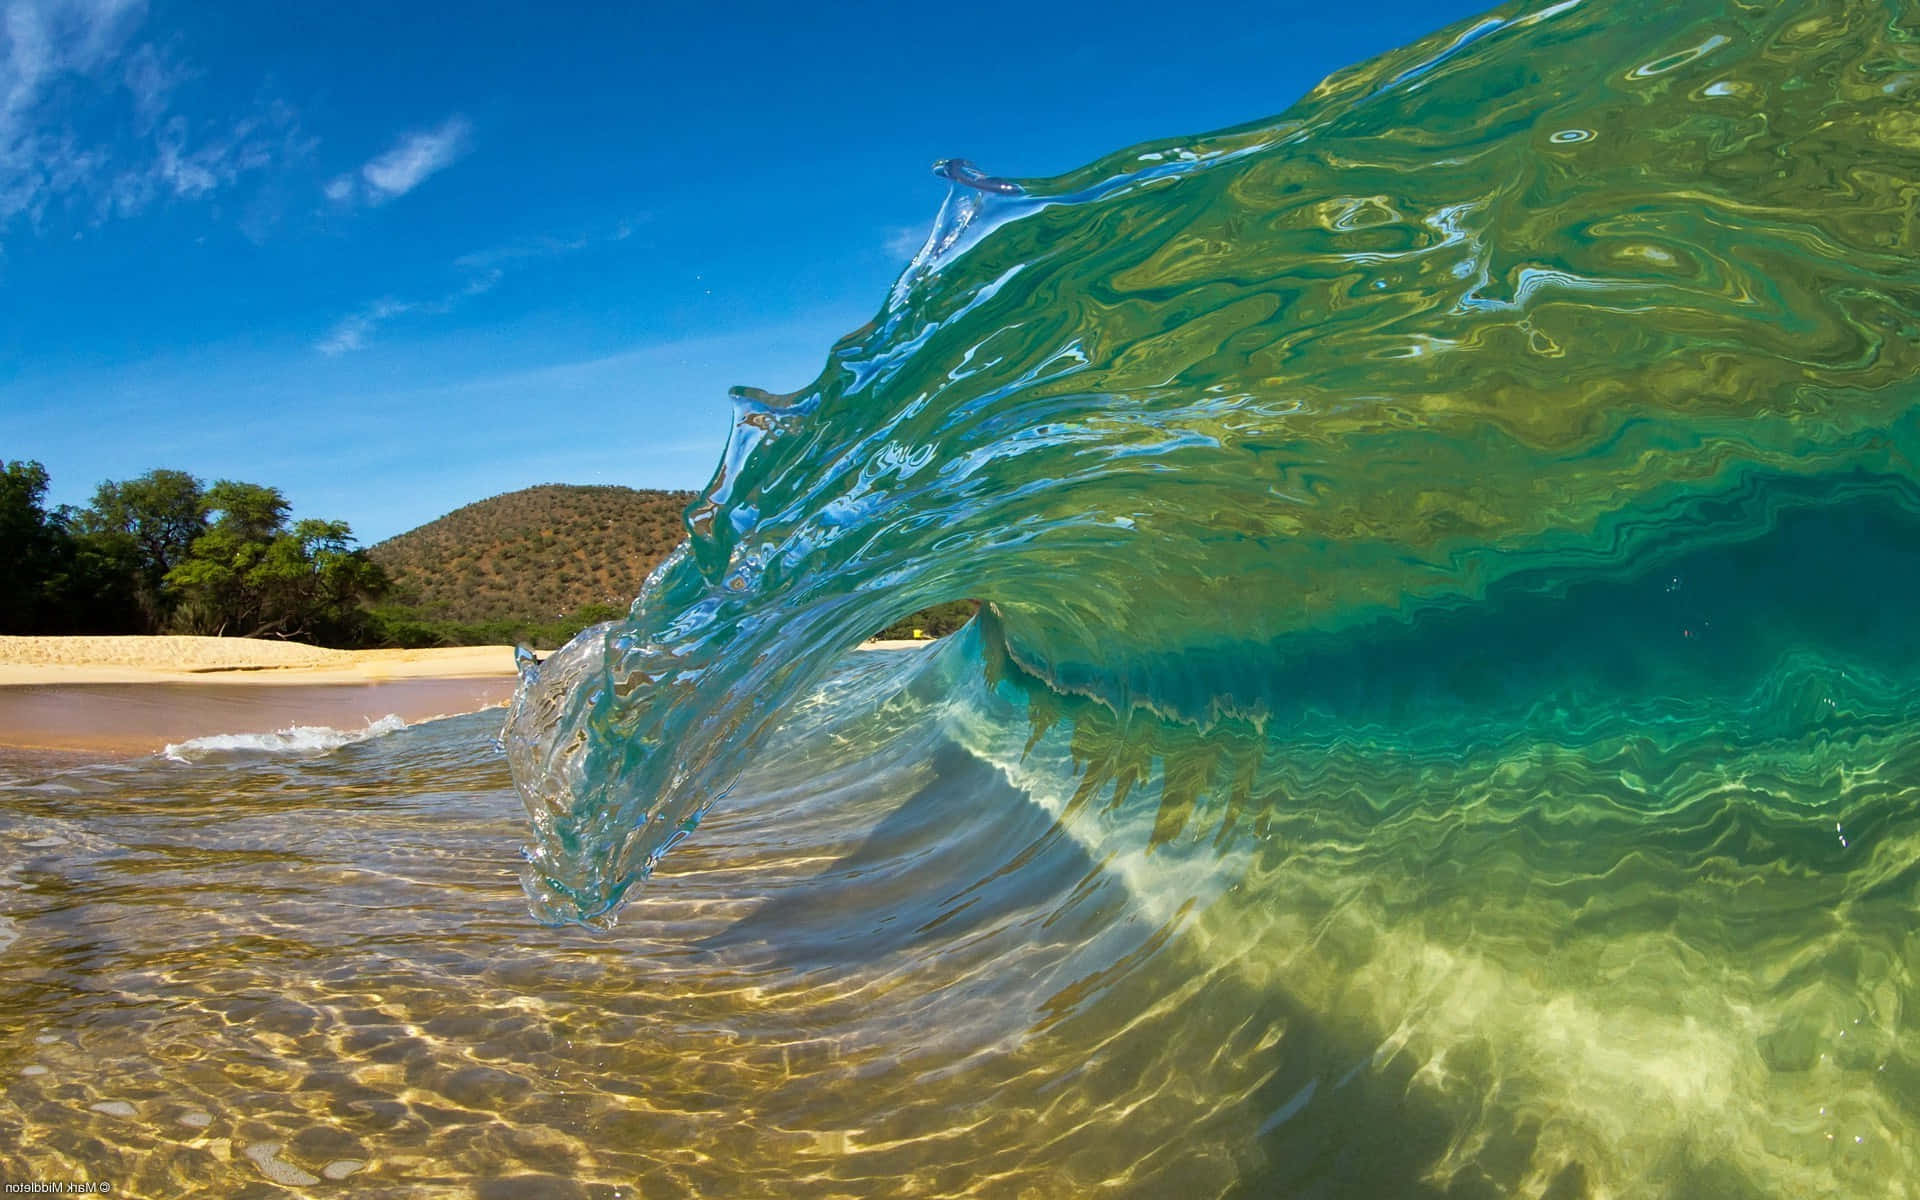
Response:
162,714,408,763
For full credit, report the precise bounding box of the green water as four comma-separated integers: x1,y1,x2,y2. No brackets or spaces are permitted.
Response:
508,0,1920,923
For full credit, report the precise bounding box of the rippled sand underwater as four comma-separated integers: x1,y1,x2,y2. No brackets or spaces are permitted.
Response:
3,625,1919,1197
1,653,1418,1199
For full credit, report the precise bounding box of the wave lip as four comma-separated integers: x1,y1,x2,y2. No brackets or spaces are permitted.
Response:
161,714,409,763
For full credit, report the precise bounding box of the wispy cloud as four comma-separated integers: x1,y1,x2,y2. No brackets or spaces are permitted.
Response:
884,223,928,261
0,0,300,240
363,116,469,195
316,268,500,356
325,115,471,208
451,232,587,272
2,0,147,225
119,39,183,132
104,105,300,216
318,217,643,354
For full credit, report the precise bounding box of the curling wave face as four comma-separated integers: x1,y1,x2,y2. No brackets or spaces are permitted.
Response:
507,0,1920,922
495,0,1920,1175
503,4,1920,1188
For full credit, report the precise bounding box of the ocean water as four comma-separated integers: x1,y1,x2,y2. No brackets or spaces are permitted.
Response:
9,0,1920,1194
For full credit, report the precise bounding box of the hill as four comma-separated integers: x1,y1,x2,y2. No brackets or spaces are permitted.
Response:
369,485,692,644
367,483,977,649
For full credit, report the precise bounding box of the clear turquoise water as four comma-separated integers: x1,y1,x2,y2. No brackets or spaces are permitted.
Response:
5,0,1920,1194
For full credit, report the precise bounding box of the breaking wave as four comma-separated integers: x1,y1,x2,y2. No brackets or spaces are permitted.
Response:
162,715,410,763
500,1,1920,1192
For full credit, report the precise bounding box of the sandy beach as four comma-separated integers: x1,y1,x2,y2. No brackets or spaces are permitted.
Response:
0,634,931,758
0,635,520,686
0,636,520,757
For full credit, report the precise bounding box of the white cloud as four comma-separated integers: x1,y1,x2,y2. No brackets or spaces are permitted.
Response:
0,0,299,239
2,0,143,107
325,115,470,208
315,295,408,356
98,108,304,220
2,0,147,224
362,116,469,195
153,114,214,193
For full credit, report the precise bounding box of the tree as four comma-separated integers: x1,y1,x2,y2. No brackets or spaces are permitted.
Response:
165,484,388,640
56,518,146,633
202,480,287,543
0,462,386,643
78,469,208,630
0,459,65,632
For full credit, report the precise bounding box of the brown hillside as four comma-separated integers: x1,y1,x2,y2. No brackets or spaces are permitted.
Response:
370,485,694,624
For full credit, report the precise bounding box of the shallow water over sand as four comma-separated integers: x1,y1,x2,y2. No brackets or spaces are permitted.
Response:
0,679,513,757
4,634,1919,1196
2,649,1279,1197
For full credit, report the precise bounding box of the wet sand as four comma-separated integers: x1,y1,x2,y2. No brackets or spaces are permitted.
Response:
0,637,522,759
0,677,518,757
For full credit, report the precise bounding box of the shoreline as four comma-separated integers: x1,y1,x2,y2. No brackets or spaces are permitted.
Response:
0,636,520,687
0,677,520,758
0,634,935,760
0,634,932,687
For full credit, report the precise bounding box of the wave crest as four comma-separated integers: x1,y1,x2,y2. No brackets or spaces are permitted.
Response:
163,715,409,763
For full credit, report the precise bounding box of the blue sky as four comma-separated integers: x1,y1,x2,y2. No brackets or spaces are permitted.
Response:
0,0,1493,543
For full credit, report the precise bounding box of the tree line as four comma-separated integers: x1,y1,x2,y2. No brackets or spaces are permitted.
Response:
4,459,982,648
1,460,387,644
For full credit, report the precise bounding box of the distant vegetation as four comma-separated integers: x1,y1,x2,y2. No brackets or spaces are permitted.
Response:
874,600,977,640
2,464,979,649
367,484,692,648
368,484,979,647
2,461,385,643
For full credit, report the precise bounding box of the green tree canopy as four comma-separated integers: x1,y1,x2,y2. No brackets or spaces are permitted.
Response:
166,483,388,640
203,480,288,543
0,459,64,632
2,461,391,644
81,468,206,582
76,468,209,629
